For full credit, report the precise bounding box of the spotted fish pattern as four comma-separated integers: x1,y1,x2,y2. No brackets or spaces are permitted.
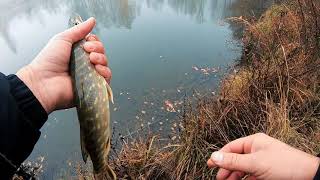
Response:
69,14,116,180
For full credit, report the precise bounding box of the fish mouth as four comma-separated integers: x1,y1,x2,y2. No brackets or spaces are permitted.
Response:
69,13,83,27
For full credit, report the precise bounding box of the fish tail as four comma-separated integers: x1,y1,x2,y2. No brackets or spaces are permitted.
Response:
94,165,117,180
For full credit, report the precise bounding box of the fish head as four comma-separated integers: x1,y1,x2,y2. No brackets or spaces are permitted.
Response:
69,13,83,28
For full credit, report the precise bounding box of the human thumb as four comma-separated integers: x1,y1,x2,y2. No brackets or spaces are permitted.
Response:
210,151,254,173
57,17,96,43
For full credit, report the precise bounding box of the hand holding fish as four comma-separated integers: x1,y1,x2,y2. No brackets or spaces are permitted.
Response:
16,17,111,113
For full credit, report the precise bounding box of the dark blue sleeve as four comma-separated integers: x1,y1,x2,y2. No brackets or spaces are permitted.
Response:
314,154,320,180
315,168,320,180
0,73,48,179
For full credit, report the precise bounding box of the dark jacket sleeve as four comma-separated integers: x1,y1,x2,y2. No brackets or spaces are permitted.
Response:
314,154,320,180
0,73,47,179
315,168,320,180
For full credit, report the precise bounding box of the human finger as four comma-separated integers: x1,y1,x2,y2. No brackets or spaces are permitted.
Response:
58,17,96,43
210,151,254,173
216,168,232,180
86,34,101,42
245,176,257,180
226,171,245,180
220,134,257,154
95,65,112,83
207,158,215,168
209,135,253,169
90,52,108,66
84,41,105,53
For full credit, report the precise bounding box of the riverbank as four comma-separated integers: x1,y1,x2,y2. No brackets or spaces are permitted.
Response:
81,0,320,179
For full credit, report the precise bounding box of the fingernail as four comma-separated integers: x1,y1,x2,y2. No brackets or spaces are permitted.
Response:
88,36,96,41
87,17,95,22
84,42,94,50
211,151,223,163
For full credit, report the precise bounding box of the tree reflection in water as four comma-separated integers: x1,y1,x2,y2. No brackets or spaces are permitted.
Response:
0,0,278,53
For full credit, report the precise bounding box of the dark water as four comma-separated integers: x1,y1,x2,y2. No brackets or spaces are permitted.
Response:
0,0,275,178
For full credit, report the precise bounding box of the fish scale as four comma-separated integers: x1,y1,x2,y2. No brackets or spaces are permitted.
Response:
69,14,116,180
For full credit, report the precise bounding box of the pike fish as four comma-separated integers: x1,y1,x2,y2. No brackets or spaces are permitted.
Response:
69,14,117,180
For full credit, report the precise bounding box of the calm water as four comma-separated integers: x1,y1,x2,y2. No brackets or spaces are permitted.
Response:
0,0,274,178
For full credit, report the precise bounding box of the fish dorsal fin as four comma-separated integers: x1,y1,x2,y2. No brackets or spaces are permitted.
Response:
105,83,114,104
80,131,89,163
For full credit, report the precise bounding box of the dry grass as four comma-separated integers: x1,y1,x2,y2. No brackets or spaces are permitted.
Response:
112,136,171,179
106,0,320,179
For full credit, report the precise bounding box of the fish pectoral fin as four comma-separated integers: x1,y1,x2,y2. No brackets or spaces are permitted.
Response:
105,83,114,104
80,131,89,163
105,137,111,153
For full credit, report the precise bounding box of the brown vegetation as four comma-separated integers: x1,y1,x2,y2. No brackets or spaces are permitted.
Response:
107,0,320,179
